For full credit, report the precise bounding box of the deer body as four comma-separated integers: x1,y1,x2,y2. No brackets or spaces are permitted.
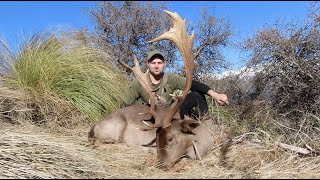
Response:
88,104,192,147
89,104,222,168
88,104,156,147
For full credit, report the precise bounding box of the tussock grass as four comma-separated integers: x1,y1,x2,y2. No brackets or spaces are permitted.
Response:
0,27,128,127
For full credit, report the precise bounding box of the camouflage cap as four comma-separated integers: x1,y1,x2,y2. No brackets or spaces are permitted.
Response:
147,50,165,61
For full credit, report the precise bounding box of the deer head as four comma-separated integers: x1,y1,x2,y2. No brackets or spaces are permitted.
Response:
119,10,196,170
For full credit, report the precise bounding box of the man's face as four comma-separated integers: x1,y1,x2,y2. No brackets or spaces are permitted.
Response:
147,57,166,76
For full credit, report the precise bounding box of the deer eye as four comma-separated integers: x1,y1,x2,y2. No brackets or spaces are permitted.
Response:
167,134,174,144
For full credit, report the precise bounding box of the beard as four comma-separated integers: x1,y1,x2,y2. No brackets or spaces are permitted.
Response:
149,69,164,80
150,69,163,76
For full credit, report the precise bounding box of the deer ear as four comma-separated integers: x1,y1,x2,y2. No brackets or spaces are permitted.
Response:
180,120,200,135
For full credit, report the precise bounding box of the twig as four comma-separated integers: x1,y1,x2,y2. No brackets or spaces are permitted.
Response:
212,96,220,123
211,132,258,151
231,132,258,144
0,108,34,114
211,141,229,151
307,112,320,122
256,128,272,139
192,141,203,165
276,142,310,155
272,120,312,141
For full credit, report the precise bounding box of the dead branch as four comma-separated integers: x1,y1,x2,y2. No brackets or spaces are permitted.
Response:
276,142,310,155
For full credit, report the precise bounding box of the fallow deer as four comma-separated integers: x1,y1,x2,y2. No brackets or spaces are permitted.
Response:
88,10,224,170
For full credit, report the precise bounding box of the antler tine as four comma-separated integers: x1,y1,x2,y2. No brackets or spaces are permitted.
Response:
148,10,195,127
118,55,160,124
148,10,195,63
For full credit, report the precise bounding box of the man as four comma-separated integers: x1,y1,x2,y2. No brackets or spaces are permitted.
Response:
124,50,229,119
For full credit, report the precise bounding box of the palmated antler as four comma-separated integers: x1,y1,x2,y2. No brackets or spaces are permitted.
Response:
148,10,195,127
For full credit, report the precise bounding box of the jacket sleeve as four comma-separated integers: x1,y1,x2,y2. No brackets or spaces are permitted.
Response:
169,74,211,95
123,80,141,105
190,80,211,94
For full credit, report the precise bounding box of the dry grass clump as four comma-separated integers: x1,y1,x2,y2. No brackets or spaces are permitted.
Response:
0,86,31,124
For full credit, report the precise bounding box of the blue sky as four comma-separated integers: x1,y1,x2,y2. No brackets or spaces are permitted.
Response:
0,1,313,69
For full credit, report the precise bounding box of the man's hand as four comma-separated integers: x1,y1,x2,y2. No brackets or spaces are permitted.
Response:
207,89,229,105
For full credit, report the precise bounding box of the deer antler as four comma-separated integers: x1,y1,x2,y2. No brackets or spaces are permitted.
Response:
119,10,195,129
118,55,160,124
148,10,195,127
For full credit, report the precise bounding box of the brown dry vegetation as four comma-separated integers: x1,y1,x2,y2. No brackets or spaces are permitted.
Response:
1,85,320,178
1,117,320,179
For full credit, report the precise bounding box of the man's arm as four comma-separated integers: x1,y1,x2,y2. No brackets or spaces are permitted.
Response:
170,74,229,105
207,89,229,105
123,80,141,106
190,80,210,94
191,80,229,105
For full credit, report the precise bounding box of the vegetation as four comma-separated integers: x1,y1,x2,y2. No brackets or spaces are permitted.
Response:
88,1,232,79
0,28,128,128
202,2,320,159
0,1,319,179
